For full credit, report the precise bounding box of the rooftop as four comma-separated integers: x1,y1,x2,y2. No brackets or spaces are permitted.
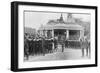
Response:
39,13,84,30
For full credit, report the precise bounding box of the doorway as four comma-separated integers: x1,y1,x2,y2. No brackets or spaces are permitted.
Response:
54,29,66,43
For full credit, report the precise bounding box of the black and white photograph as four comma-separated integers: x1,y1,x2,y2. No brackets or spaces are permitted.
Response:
11,2,97,71
24,11,91,62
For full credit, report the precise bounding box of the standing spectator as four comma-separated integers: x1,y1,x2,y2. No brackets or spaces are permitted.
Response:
85,37,91,57
54,36,58,52
80,37,85,57
80,36,90,57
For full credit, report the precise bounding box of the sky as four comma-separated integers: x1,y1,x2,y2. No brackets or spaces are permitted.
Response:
24,11,91,30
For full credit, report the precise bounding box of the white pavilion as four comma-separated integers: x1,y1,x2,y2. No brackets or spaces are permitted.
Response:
38,13,84,41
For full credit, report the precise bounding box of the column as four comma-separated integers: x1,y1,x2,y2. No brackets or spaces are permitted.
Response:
50,30,52,38
66,30,69,40
45,30,47,37
80,30,84,38
52,30,54,50
79,30,84,40
52,30,54,38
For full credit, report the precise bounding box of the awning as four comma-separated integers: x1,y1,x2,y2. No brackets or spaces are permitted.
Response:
39,23,84,30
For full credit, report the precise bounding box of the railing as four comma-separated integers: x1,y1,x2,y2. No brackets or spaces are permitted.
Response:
69,35,80,40
65,40,81,48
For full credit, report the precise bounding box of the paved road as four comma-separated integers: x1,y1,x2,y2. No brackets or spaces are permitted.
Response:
25,45,90,62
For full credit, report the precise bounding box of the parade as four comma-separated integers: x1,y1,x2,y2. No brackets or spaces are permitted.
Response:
24,33,90,60
24,13,91,61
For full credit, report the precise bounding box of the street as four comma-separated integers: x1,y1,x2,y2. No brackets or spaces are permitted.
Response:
25,44,90,62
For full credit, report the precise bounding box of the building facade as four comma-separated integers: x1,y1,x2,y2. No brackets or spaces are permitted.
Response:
38,13,84,41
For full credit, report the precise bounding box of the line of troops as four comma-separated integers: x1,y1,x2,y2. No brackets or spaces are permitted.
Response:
24,34,90,60
24,37,53,58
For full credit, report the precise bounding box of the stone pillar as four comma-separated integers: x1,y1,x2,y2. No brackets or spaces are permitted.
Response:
45,30,47,37
66,30,69,40
80,30,82,40
80,30,84,40
52,30,54,50
43,30,46,37
52,30,54,38
42,30,44,36
49,30,52,38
